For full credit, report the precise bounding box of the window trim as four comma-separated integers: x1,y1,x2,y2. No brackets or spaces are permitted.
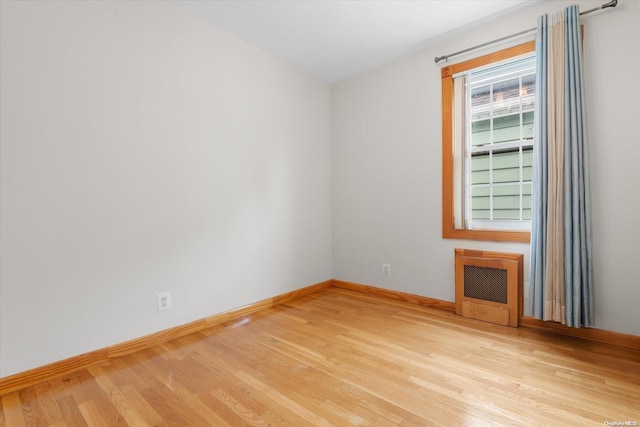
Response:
442,41,534,243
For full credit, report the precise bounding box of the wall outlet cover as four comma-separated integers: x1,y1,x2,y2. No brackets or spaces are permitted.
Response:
157,291,172,312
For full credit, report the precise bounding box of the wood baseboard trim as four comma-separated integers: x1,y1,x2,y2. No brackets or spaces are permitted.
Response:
4,279,637,395
332,280,639,352
519,316,640,351
331,279,456,312
0,280,332,396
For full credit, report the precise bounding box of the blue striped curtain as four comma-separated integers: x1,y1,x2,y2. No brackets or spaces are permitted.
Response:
529,5,594,328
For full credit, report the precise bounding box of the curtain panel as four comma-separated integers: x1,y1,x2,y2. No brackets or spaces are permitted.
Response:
529,5,594,328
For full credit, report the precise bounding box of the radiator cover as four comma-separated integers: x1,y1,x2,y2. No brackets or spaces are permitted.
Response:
455,249,523,327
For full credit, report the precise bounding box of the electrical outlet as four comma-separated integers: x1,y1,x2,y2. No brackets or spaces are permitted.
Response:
382,263,391,277
157,291,172,312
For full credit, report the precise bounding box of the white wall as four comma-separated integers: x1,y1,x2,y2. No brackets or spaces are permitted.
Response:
333,0,640,336
0,1,332,377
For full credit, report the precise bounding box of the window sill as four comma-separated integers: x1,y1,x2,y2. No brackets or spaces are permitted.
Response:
443,226,530,243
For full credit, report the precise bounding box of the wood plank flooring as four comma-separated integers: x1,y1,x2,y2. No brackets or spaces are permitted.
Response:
1,287,639,426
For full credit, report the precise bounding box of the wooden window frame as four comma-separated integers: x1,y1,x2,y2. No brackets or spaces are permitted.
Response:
441,42,535,243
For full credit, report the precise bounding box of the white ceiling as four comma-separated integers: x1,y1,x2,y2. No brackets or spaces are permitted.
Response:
169,0,543,83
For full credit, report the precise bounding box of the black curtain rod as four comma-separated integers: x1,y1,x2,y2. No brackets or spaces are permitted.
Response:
434,0,618,64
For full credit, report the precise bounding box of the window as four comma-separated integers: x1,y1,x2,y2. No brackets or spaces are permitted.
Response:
467,56,535,228
442,42,534,242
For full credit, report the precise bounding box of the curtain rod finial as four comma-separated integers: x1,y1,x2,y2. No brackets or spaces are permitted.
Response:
435,55,447,64
603,0,617,9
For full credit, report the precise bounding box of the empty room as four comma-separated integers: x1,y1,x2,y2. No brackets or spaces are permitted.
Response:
0,0,638,425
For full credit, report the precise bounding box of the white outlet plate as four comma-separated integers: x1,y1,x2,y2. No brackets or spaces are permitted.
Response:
382,263,391,277
157,291,172,312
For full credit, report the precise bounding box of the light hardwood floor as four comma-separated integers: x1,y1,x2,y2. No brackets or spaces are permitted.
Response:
1,287,639,426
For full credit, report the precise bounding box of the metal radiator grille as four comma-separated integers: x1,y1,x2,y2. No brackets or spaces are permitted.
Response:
463,265,508,304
